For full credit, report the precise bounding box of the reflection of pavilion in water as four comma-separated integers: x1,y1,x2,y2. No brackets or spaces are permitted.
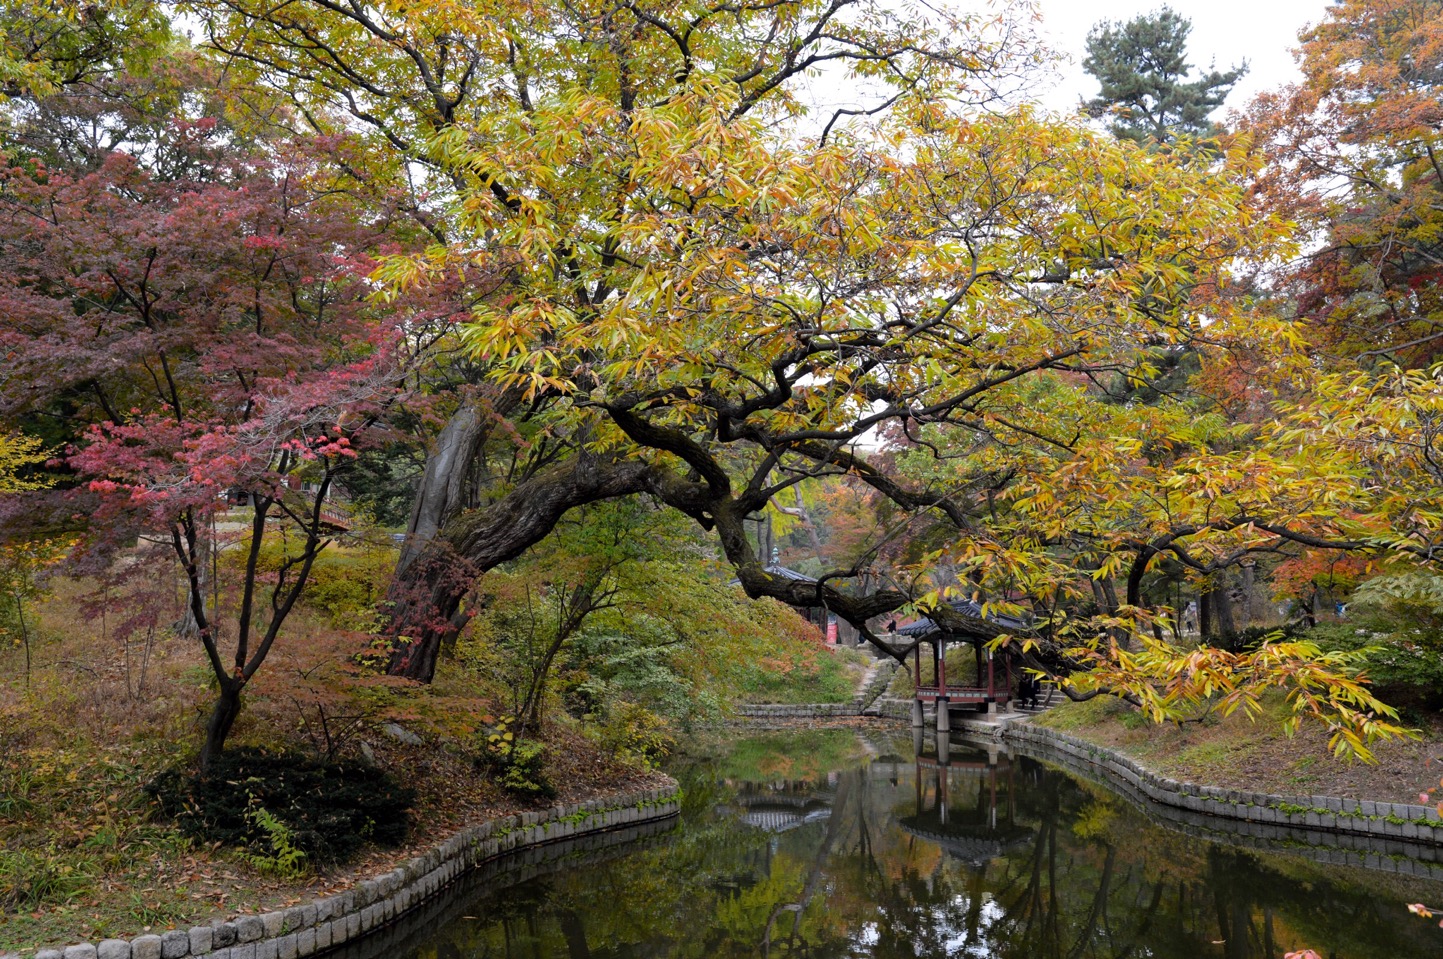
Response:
725,775,839,834
710,776,841,904
898,730,1034,864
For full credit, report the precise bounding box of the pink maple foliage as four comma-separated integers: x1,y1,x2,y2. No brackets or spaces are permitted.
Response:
0,121,442,764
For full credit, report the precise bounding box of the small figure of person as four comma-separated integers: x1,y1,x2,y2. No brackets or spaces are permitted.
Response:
1019,675,1038,709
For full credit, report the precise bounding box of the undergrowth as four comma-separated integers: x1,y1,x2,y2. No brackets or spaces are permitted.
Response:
734,645,869,704
147,747,415,866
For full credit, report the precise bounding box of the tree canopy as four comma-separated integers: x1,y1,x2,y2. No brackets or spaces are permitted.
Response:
1083,6,1246,144
1248,0,1443,366
0,0,1437,763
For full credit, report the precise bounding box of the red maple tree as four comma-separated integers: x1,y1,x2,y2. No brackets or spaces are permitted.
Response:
0,122,435,765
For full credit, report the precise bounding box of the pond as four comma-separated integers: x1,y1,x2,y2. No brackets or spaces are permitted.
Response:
335,727,1443,959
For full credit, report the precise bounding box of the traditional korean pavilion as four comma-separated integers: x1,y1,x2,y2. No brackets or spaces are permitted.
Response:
895,599,1028,724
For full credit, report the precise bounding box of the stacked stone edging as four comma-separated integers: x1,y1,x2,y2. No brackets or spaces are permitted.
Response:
1000,722,1443,845
872,697,910,721
1005,730,1443,880
877,696,1443,846
734,702,860,719
322,816,678,959
12,785,681,959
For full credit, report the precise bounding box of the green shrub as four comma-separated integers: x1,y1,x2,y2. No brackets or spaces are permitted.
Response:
498,741,553,799
593,702,675,769
146,747,414,865
241,804,309,878
1308,622,1443,707
476,716,555,800
1306,574,1443,707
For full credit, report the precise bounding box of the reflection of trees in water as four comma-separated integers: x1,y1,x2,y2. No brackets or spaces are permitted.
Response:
983,778,1168,959
950,755,1443,959
759,773,851,955
396,731,1443,959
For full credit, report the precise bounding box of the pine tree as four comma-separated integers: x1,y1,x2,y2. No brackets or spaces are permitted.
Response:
1083,7,1246,144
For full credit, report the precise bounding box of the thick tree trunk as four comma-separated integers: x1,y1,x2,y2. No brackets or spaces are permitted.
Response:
1099,577,1120,614
383,455,660,681
1240,563,1256,627
784,486,826,564
394,401,495,582
1090,577,1111,612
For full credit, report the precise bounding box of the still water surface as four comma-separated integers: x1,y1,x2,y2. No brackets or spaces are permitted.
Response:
354,728,1443,959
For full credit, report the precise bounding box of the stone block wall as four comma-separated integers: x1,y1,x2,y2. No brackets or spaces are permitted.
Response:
1001,723,1443,845
734,702,859,719
881,701,1443,851
10,786,680,959
1001,725,1443,879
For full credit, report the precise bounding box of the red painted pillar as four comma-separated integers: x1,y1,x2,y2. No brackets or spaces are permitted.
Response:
987,648,995,699
938,638,947,692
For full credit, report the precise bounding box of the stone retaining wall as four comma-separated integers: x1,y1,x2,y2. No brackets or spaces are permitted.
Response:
880,698,1443,848
1004,731,1443,880
11,786,681,959
327,816,678,959
734,702,861,719
1000,722,1443,845
882,697,1443,874
872,697,911,721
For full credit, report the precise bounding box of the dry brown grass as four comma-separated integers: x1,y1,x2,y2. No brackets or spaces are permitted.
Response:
0,573,663,955
1036,694,1443,804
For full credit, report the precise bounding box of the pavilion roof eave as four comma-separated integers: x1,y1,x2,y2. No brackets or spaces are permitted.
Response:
896,598,1029,643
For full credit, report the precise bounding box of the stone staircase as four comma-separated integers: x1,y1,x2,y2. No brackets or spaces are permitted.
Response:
853,657,900,713
734,655,901,720
1009,684,1061,717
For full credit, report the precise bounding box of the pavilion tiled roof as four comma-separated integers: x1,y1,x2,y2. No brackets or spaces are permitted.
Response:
896,598,1029,639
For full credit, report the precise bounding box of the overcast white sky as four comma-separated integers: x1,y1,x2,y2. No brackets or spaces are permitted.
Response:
795,0,1333,137
1032,0,1332,116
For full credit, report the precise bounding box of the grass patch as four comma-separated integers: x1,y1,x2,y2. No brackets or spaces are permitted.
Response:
1029,691,1443,806
0,732,202,951
734,645,869,704
1032,696,1115,731
0,571,664,955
